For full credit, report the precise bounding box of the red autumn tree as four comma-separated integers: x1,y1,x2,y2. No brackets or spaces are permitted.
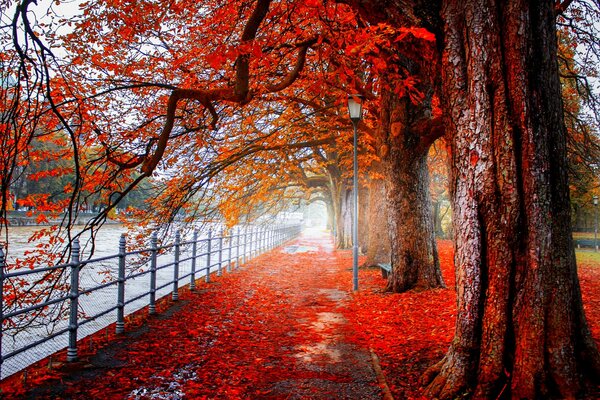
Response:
346,0,600,397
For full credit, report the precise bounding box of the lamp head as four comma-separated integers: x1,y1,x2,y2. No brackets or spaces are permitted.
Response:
347,94,364,123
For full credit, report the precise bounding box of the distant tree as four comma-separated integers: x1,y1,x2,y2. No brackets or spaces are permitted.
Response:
557,27,600,231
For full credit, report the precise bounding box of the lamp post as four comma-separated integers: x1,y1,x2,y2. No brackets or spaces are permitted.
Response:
347,94,363,291
594,195,598,252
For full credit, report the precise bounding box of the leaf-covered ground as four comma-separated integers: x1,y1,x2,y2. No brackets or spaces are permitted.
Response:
4,229,600,399
340,240,456,399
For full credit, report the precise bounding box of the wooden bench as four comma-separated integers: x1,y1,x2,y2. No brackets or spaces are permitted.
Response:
574,239,597,249
378,263,391,279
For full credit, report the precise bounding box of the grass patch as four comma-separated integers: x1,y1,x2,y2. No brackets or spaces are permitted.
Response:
576,249,600,266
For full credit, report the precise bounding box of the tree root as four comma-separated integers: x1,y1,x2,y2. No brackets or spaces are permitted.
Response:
421,354,470,399
420,358,443,385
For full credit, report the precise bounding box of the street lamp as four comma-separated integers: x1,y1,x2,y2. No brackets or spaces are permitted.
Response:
594,195,598,252
348,94,363,291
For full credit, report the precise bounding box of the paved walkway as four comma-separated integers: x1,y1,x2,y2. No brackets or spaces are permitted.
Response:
250,229,382,399
26,229,384,399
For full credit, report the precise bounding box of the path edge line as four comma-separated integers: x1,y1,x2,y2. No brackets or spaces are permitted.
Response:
370,348,394,400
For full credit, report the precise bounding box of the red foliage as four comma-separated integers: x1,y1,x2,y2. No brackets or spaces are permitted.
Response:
579,261,600,343
341,240,456,399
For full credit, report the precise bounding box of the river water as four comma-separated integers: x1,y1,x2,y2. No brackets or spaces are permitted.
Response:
4,224,127,263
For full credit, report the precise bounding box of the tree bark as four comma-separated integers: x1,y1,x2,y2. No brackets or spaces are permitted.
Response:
421,1,600,398
363,169,391,267
380,90,445,292
337,185,353,249
432,200,446,238
325,196,334,232
358,182,370,254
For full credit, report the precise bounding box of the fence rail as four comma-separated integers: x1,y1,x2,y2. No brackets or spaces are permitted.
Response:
0,223,302,379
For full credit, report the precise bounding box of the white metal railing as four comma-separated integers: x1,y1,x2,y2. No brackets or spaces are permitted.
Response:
0,223,302,379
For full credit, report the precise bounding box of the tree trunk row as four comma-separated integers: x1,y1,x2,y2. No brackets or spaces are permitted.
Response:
331,0,600,397
422,1,600,398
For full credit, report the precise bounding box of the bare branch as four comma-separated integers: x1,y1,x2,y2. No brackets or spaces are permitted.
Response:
265,38,318,92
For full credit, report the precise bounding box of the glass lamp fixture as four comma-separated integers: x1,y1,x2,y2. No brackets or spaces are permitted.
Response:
347,94,364,123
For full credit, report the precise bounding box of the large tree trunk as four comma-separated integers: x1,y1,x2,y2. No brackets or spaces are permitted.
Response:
432,200,446,238
320,153,350,249
336,184,352,249
380,90,445,292
363,169,391,267
423,1,600,398
325,197,334,233
344,0,600,396
358,182,370,254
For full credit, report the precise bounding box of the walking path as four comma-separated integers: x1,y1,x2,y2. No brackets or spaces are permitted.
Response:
23,229,386,399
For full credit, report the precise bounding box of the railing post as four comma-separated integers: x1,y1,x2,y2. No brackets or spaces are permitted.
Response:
190,229,198,290
249,226,254,260
116,234,126,334
264,227,267,252
235,227,240,269
0,246,4,376
206,228,212,283
217,229,223,276
67,238,80,362
243,226,248,264
149,232,157,314
253,226,257,258
172,231,180,301
227,230,233,273
258,227,263,255
247,226,251,261
255,227,260,255
266,227,270,251
253,226,257,257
